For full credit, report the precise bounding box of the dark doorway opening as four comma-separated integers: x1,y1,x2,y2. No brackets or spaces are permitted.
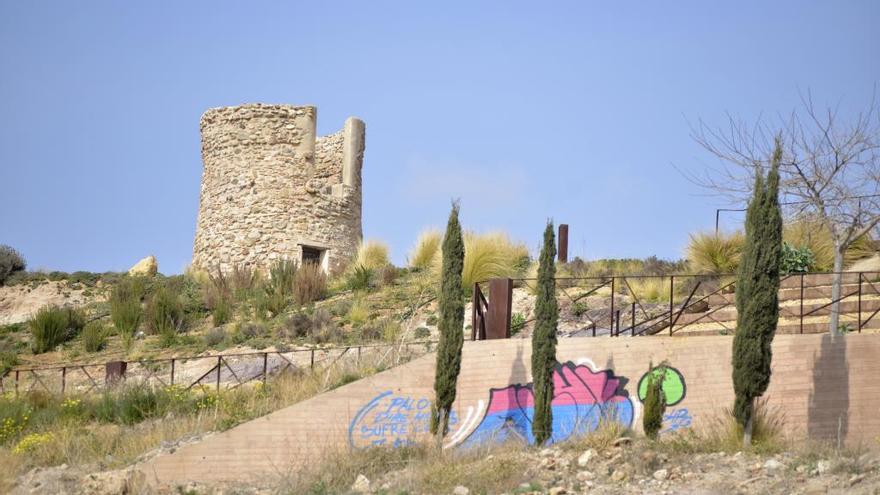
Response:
301,246,324,266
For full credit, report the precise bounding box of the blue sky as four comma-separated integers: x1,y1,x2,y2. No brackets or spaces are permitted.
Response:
1,1,878,273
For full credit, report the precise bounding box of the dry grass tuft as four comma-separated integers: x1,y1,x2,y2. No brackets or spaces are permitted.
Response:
433,231,529,290
686,231,744,275
408,230,442,270
355,240,391,271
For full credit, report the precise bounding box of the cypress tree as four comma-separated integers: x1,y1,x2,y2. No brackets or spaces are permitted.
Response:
643,363,667,440
532,221,558,445
431,201,465,437
732,139,783,447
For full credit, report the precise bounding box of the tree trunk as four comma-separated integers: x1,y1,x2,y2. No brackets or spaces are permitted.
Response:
742,401,754,449
828,246,844,335
435,408,447,450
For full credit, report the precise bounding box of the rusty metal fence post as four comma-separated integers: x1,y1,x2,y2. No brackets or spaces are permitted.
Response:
557,224,569,263
216,356,222,392
669,276,675,335
487,278,513,339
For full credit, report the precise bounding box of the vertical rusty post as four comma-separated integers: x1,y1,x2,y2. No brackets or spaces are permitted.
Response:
857,273,863,332
668,276,675,335
105,361,127,386
357,346,362,364
471,284,479,341
61,367,66,395
615,310,621,337
15,370,19,398
557,224,569,263
609,277,615,335
262,352,269,383
800,273,805,334
591,322,596,337
170,359,176,386
216,356,222,392
487,278,513,339
310,349,315,369
631,302,636,336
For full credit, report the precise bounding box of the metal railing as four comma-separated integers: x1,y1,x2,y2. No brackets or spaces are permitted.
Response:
473,271,880,339
0,340,437,398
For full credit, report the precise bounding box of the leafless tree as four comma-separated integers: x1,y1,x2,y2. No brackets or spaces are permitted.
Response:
685,90,880,335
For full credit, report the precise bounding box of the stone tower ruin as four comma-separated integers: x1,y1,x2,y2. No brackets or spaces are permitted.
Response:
192,104,365,274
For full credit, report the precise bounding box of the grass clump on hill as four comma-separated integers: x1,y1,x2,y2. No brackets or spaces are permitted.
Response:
408,230,442,270
110,276,145,349
355,240,391,271
686,231,744,275
81,321,108,353
29,306,85,354
145,285,185,347
431,231,529,291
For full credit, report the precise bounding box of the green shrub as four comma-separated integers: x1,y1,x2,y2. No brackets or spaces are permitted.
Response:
414,327,431,339
408,230,442,270
0,245,26,285
642,364,667,440
511,312,526,335
280,309,341,343
211,297,232,327
780,242,814,274
110,277,144,348
346,265,374,292
29,305,84,354
262,259,298,316
203,327,227,347
686,231,744,275
82,321,108,353
0,350,19,376
354,240,390,270
236,322,268,341
293,262,327,306
145,286,185,346
784,217,875,270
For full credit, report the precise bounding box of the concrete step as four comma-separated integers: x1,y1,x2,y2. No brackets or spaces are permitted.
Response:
676,298,880,326
667,311,880,336
707,282,880,305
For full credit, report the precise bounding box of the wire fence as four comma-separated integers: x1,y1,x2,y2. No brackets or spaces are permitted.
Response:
0,340,437,398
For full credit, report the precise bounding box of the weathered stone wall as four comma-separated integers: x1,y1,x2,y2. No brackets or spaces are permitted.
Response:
141,334,880,486
192,104,364,273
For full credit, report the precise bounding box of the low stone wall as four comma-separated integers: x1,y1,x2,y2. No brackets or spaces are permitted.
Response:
140,334,880,487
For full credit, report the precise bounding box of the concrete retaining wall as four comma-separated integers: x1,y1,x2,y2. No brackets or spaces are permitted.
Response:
141,334,880,486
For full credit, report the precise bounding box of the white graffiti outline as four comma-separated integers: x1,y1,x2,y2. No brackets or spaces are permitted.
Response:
444,399,486,448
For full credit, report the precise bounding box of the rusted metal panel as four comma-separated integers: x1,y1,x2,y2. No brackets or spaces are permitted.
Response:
487,278,513,339
105,360,127,385
558,224,569,263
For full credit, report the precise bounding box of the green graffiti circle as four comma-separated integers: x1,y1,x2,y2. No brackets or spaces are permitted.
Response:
637,367,686,406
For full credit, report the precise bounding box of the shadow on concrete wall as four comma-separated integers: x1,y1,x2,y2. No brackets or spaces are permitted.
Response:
807,334,849,446
508,341,528,385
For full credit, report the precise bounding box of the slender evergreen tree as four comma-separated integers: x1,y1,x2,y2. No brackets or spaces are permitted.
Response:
431,201,465,437
643,363,667,440
732,139,783,447
532,221,558,445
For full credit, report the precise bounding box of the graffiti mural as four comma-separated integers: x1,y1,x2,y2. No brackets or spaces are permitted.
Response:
637,366,686,406
458,361,635,448
348,391,458,448
663,408,692,432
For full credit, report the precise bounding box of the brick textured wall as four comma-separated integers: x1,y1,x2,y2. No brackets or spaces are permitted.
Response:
140,334,880,487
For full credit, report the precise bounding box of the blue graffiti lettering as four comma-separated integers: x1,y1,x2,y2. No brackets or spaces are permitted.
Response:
349,391,457,448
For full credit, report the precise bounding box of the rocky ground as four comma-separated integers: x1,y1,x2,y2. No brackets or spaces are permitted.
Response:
13,437,878,494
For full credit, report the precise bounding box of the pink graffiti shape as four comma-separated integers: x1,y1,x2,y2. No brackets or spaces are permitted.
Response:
484,362,628,414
